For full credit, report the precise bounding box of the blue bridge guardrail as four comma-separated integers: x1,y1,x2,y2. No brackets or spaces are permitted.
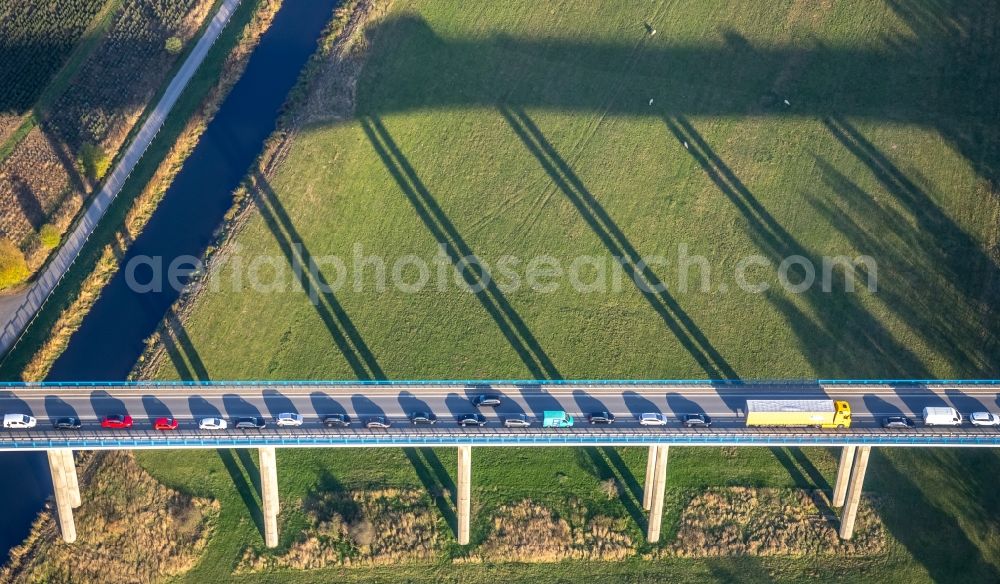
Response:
3,431,1000,450
1,378,999,389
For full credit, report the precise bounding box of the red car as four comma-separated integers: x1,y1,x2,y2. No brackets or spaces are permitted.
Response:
100,415,133,429
153,417,178,431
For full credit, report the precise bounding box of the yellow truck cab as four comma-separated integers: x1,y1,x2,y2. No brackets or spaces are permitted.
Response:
832,400,852,429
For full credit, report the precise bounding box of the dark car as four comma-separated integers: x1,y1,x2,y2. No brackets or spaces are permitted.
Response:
882,416,915,429
53,417,81,430
682,414,712,428
458,413,487,427
365,416,391,429
588,411,615,424
409,411,438,425
100,414,133,429
472,394,502,408
322,414,351,428
503,414,531,428
235,417,266,430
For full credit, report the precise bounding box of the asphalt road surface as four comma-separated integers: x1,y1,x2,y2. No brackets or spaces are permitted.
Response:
2,382,998,430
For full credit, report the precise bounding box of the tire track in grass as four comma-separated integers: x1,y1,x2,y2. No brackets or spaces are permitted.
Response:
363,115,561,380
504,0,672,237
502,106,738,380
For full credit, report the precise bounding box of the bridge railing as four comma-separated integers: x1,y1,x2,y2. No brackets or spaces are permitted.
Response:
1,378,999,389
3,431,1000,450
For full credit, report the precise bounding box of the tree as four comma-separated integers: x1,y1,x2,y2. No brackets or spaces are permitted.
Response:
39,224,61,249
79,142,110,180
0,239,29,289
165,36,183,54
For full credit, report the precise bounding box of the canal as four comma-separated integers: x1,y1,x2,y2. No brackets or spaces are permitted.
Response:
0,0,340,561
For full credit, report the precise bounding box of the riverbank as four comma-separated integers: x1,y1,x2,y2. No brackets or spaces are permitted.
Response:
131,0,377,381
0,451,219,584
40,0,340,381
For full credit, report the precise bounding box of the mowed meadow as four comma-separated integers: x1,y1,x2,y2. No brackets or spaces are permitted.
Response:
143,0,1000,582
160,0,1000,381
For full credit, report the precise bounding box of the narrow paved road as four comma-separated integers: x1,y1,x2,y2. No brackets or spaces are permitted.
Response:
0,0,243,356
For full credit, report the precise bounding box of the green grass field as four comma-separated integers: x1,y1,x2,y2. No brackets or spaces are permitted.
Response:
138,445,1000,583
143,0,1000,581
164,0,1000,382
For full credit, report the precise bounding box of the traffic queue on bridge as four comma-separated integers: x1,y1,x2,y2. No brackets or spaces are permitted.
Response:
2,396,1000,432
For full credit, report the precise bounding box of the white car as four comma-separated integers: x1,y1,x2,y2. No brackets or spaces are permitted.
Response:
969,411,1000,427
275,413,304,427
638,413,668,426
199,417,228,430
3,413,37,429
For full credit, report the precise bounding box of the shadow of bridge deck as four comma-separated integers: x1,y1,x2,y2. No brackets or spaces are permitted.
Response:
348,7,1000,186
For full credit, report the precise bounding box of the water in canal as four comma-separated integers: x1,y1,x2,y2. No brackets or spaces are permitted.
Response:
0,0,340,562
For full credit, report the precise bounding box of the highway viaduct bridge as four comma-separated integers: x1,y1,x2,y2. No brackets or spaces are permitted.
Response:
2,379,999,548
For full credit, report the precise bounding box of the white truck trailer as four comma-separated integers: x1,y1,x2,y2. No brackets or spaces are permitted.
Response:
745,399,852,428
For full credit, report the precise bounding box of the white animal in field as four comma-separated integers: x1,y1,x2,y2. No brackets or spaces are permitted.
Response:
649,98,654,105
783,99,791,106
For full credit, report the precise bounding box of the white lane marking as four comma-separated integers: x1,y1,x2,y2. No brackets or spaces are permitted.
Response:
5,391,998,403
4,410,953,424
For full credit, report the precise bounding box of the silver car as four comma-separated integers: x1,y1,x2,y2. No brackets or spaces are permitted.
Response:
503,414,531,428
275,412,304,427
970,412,1000,427
639,413,668,426
198,417,228,430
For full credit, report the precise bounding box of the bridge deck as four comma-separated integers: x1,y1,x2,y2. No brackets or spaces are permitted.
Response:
1,380,997,450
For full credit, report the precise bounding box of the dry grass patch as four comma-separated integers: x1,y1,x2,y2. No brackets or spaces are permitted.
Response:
0,114,24,145
666,487,886,558
461,499,633,563
0,126,82,270
238,488,441,572
20,244,117,380
295,0,388,125
0,451,218,584
0,237,29,289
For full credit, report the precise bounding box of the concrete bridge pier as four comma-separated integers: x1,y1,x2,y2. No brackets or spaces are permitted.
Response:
47,449,78,543
838,445,871,540
258,447,280,548
457,446,471,545
832,445,857,507
643,445,658,510
646,445,669,543
63,450,81,509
